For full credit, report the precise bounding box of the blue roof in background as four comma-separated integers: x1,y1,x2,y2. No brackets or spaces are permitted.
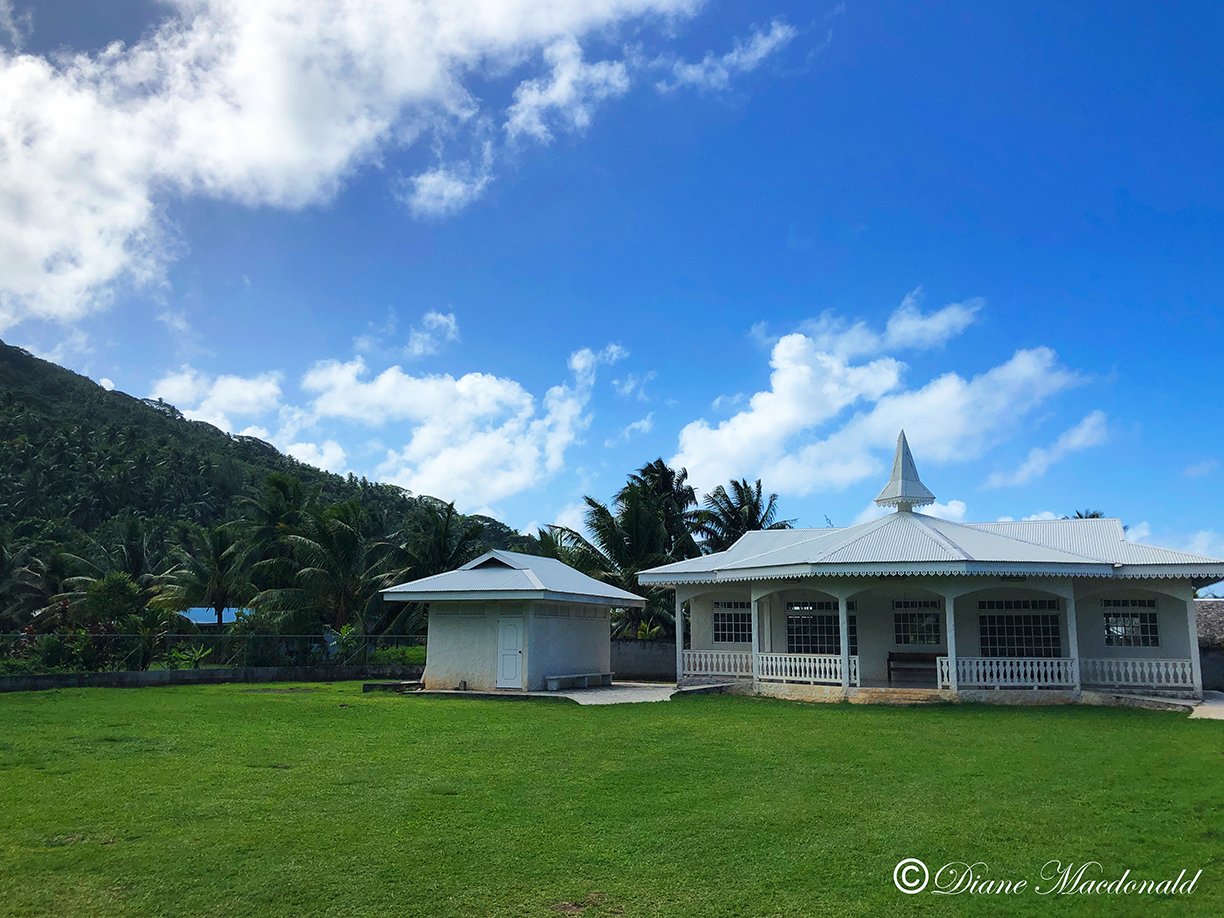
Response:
182,607,242,625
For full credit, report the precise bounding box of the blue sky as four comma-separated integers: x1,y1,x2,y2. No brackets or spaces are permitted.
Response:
2,1,1222,552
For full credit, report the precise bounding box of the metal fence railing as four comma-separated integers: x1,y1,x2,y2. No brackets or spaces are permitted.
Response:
0,632,427,676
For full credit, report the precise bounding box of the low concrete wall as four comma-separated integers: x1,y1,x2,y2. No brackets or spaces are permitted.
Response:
1202,647,1223,691
611,639,676,681
0,663,424,693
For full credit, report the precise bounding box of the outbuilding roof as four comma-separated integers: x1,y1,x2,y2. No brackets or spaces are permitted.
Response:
382,549,647,607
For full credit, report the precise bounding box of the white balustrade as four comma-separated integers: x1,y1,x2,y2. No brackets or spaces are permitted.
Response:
755,653,859,686
682,650,753,678
1081,658,1194,689
945,656,1078,688
937,656,950,688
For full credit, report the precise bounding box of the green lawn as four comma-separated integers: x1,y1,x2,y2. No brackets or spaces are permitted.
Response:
0,685,1221,917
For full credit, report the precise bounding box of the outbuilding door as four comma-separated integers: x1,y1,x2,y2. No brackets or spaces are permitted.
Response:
496,616,523,688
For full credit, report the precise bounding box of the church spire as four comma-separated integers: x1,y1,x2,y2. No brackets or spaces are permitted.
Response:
874,430,936,512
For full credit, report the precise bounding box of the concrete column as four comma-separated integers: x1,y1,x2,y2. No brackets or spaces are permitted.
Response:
674,590,684,688
838,595,851,693
1066,590,1082,695
944,592,959,693
1187,595,1204,698
750,597,761,684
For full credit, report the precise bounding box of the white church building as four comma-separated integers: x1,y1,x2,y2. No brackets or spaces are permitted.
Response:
639,432,1221,703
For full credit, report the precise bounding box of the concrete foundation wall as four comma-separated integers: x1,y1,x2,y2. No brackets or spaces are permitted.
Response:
611,639,676,680
0,663,423,693
1201,647,1224,690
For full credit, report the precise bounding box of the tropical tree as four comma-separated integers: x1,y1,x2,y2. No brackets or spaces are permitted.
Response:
239,473,308,592
618,459,701,560
252,501,396,633
550,485,676,637
694,478,794,553
1069,509,1104,519
157,524,252,626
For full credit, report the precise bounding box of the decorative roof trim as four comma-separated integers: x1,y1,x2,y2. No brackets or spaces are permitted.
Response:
381,588,646,607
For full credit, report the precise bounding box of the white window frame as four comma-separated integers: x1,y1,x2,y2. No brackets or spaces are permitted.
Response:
1103,610,1160,648
711,601,751,644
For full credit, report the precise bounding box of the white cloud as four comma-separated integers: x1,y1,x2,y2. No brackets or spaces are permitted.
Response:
657,17,796,92
286,439,347,474
674,312,1086,496
1184,459,1218,479
799,289,982,358
302,342,623,508
0,0,704,329
405,310,460,358
612,370,656,400
983,411,1108,488
604,412,654,447
402,145,495,218
150,366,283,431
553,500,588,533
99,377,115,391
1127,521,1151,541
0,1,29,50
505,37,630,143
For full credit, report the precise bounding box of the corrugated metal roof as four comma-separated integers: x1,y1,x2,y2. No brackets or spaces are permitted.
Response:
638,511,1224,583
382,549,646,605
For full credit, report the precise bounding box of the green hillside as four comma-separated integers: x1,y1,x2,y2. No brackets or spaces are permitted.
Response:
0,339,521,634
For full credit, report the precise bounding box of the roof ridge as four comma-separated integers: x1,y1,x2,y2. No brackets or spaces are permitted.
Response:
907,513,973,560
808,514,903,563
718,528,844,567
924,514,1110,563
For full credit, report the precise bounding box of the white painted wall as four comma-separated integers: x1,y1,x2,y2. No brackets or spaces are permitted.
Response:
422,599,615,691
526,603,612,690
423,600,528,691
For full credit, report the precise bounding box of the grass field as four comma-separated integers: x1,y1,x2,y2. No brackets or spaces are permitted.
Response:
0,684,1221,917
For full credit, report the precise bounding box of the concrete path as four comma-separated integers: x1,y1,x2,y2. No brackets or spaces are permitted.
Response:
1190,690,1224,720
554,681,677,705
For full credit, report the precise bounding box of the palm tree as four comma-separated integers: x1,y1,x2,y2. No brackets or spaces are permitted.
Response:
550,485,676,637
371,498,484,635
239,473,308,592
694,478,794,553
1069,509,1104,519
618,459,701,560
252,501,395,634
157,525,252,626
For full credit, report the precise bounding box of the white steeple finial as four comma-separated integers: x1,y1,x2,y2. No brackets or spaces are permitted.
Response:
874,430,936,512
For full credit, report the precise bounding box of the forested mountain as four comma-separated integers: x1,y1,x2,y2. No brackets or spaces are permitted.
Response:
0,339,517,551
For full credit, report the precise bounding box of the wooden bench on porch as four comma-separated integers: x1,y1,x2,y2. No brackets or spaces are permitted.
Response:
545,672,614,691
887,652,940,684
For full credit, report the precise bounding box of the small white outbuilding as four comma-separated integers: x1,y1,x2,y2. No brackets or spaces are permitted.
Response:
381,549,646,691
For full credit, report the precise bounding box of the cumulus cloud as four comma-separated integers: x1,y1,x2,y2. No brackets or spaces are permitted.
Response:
150,366,283,431
983,411,1108,488
0,0,704,330
506,37,630,143
401,145,495,218
673,301,1086,496
656,17,796,92
405,310,460,358
798,289,982,358
99,377,115,391
301,342,624,507
286,439,347,474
